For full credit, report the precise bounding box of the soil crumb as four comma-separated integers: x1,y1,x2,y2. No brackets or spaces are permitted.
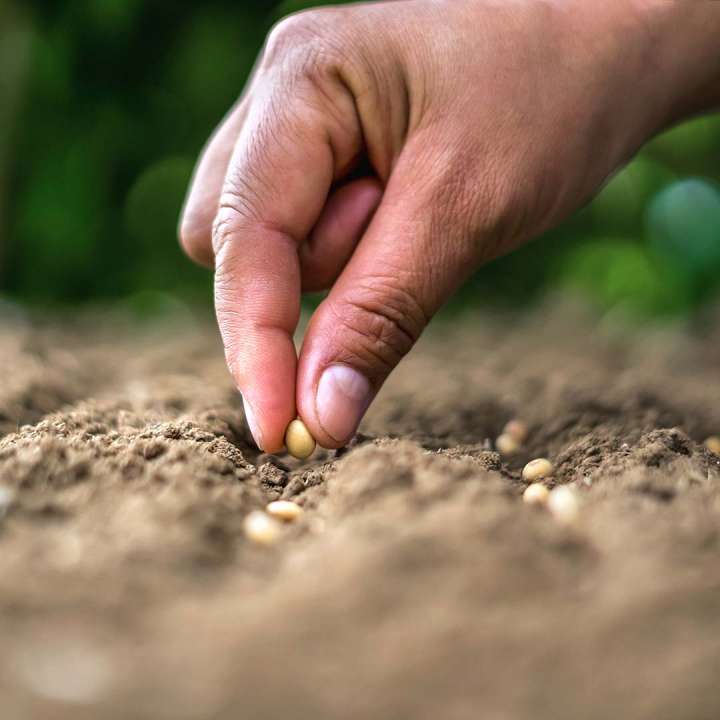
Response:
0,301,719,720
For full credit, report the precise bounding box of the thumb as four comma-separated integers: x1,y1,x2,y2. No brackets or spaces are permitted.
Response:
297,153,475,448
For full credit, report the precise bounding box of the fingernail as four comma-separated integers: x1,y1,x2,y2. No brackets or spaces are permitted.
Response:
316,365,372,443
242,396,264,450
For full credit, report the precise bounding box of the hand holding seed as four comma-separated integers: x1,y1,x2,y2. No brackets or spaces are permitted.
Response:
180,1,720,452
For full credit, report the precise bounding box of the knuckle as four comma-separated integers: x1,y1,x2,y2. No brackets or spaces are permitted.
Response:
333,278,428,377
211,179,260,259
212,206,239,262
263,9,344,80
265,11,325,63
213,241,241,295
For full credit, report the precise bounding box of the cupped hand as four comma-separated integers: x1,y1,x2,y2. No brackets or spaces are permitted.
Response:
180,0,718,452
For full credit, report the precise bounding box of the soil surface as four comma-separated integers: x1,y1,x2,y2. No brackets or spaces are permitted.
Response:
1,300,719,719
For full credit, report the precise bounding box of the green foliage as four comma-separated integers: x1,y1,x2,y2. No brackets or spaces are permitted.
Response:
647,179,720,282
1,0,719,318
589,156,675,236
559,240,692,318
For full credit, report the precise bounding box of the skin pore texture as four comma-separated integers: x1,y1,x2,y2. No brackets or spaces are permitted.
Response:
180,0,720,453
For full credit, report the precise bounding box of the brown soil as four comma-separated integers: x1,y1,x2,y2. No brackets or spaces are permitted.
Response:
1,300,719,719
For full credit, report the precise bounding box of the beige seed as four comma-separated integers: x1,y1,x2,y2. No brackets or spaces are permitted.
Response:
503,419,528,443
243,511,282,545
496,433,520,455
704,436,720,455
522,458,554,482
285,418,316,460
523,483,550,505
266,500,303,522
547,486,579,525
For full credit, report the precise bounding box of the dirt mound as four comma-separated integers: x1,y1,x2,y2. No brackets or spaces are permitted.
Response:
0,301,719,719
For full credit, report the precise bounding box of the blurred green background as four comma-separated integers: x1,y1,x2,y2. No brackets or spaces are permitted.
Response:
1,0,719,319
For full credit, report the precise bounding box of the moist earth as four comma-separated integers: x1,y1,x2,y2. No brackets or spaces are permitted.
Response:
0,300,719,719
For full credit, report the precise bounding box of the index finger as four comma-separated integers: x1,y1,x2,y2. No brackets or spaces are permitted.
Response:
213,73,359,452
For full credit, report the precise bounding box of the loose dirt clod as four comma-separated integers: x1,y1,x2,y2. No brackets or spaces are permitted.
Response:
704,436,720,454
243,511,282,545
285,419,316,460
522,458,554,482
496,433,520,455
266,500,303,522
547,486,579,525
523,483,549,505
503,419,528,442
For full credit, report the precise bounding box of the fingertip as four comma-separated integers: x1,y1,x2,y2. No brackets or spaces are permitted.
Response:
238,386,295,454
241,395,265,451
230,346,298,454
178,206,215,268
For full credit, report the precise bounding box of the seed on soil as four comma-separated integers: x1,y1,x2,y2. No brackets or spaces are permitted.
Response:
523,483,549,505
266,500,303,522
285,418,316,460
243,511,282,545
503,419,528,443
704,436,720,454
522,458,554,482
496,433,520,455
547,486,579,525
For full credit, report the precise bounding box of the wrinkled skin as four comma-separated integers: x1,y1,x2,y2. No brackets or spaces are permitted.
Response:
180,0,720,452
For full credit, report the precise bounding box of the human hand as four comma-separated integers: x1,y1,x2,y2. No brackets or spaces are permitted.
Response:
180,0,720,452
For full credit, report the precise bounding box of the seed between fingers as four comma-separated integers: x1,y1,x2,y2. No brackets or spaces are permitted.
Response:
285,419,316,460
